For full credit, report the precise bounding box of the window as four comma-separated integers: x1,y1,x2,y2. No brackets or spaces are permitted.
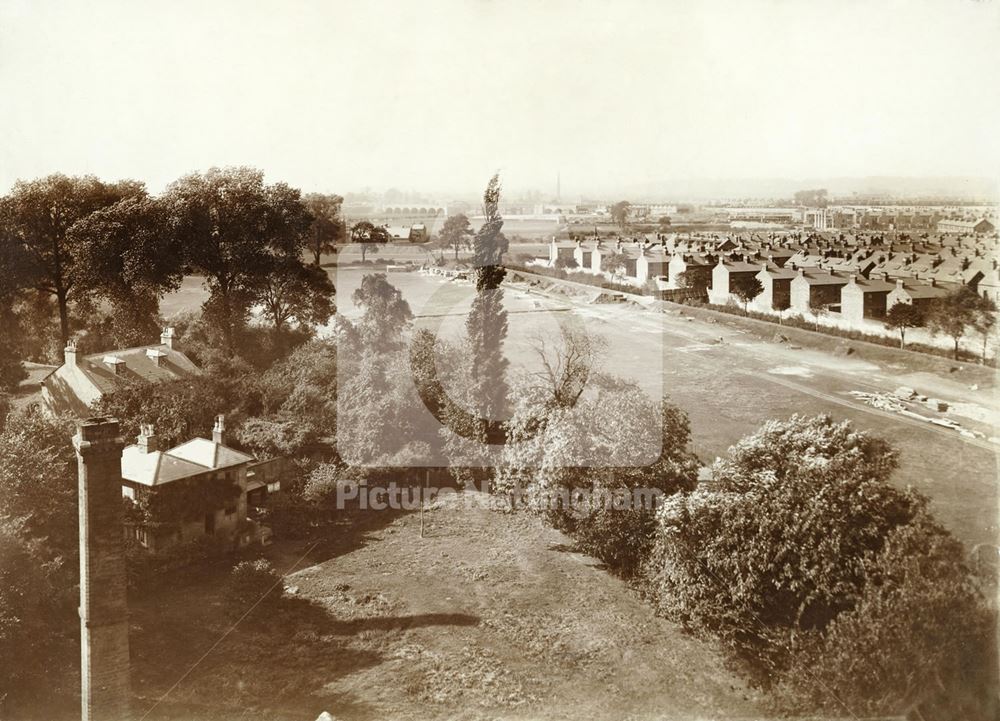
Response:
122,485,135,500
267,481,281,494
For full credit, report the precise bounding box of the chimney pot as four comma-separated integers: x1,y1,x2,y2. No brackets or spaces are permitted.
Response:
212,414,226,445
64,341,78,366
160,327,176,349
137,424,159,454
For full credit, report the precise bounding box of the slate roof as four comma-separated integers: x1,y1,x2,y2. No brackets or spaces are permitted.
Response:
76,344,200,394
42,342,201,417
793,270,849,286
122,437,254,487
845,277,895,293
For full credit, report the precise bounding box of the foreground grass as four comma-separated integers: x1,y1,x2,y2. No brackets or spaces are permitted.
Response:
130,495,762,721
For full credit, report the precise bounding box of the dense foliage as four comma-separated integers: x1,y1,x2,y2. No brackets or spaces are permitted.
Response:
0,409,80,714
641,414,995,718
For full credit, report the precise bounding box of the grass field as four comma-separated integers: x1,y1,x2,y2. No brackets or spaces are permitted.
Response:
332,268,998,549
132,495,763,721
160,267,998,549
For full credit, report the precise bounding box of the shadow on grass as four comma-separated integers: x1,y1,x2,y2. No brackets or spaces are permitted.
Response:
134,595,388,721
324,611,479,635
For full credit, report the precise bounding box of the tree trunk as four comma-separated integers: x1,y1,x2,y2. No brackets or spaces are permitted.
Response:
56,287,70,346
899,330,905,349
953,337,959,360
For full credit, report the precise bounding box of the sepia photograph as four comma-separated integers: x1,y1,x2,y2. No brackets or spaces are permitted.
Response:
1,1,998,719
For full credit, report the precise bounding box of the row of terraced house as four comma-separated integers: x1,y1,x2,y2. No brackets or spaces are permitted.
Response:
548,224,999,334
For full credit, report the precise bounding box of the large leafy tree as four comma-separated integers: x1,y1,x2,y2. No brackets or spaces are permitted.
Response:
338,277,434,466
349,220,390,262
497,373,699,575
164,167,314,350
885,301,925,349
257,258,336,335
1,174,144,344
350,272,413,352
785,511,996,719
437,213,475,261
971,294,997,364
609,200,631,229
601,250,630,282
926,285,982,359
238,338,338,458
0,409,80,715
94,370,260,451
0,212,30,390
302,192,345,266
732,274,764,314
676,265,711,296
68,195,184,347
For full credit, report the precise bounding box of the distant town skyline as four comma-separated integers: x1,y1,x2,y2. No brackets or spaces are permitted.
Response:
1,0,998,199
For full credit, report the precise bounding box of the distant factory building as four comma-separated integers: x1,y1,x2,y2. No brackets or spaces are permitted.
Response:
936,218,995,235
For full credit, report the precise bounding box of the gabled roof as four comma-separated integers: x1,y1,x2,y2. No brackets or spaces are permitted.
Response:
758,265,799,280
845,276,895,293
718,259,761,273
792,270,849,286
892,281,952,299
76,343,200,395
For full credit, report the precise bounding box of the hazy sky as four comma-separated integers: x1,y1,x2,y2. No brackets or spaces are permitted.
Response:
1,0,998,198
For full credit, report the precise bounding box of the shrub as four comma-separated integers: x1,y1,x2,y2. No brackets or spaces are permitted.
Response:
642,414,995,718
125,534,231,589
781,512,997,719
497,377,698,576
225,559,283,618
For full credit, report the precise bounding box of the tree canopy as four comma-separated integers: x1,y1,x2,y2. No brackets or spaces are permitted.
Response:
609,201,631,229
302,192,345,265
164,167,315,349
1,173,145,343
885,301,925,348
437,213,475,261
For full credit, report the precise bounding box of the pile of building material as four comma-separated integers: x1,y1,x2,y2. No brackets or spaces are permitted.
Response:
849,390,907,413
849,389,981,439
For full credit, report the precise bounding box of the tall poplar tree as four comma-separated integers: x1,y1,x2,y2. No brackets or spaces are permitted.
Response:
465,174,509,442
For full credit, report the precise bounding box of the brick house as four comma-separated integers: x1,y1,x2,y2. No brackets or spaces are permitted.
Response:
789,269,848,314
41,328,200,417
754,263,798,312
709,258,762,306
885,278,952,313
840,274,895,324
120,416,264,552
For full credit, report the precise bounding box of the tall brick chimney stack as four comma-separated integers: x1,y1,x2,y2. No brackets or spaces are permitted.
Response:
74,417,131,721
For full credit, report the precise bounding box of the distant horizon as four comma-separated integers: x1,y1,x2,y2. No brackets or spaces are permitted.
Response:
2,0,998,201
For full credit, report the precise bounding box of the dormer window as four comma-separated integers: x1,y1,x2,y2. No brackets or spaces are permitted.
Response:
102,356,126,376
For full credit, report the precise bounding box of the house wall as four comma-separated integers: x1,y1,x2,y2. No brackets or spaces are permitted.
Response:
709,264,729,305
131,466,249,552
789,276,811,312
840,283,865,323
